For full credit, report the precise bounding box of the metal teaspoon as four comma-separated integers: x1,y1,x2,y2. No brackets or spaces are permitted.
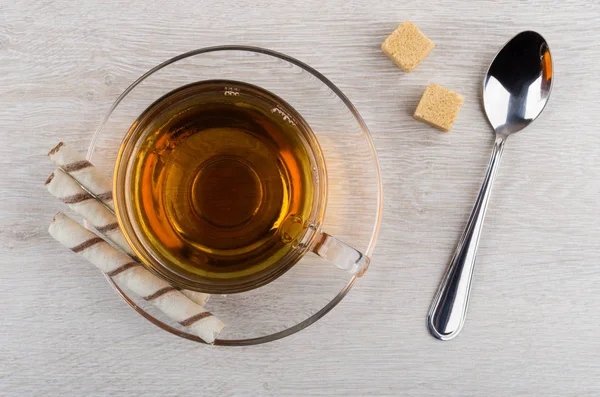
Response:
427,31,553,340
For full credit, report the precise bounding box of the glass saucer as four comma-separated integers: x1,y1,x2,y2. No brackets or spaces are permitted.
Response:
87,46,382,345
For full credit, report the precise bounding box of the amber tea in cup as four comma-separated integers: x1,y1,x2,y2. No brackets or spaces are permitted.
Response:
116,80,327,293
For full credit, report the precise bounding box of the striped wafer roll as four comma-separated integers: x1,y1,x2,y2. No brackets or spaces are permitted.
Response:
46,168,132,255
48,213,224,343
45,168,210,307
48,142,114,211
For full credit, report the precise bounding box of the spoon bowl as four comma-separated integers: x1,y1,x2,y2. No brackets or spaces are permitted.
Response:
427,31,553,340
484,31,553,136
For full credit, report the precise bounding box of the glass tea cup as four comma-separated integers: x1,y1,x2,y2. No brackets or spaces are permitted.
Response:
114,79,370,294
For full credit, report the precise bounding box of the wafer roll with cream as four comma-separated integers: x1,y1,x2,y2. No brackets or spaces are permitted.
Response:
48,142,114,211
46,168,132,254
45,167,209,307
48,213,223,343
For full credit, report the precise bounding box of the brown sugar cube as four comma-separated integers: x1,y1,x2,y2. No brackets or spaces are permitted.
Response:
414,84,464,132
381,21,435,72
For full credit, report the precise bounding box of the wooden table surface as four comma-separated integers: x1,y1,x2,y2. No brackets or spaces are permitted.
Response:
2,1,600,395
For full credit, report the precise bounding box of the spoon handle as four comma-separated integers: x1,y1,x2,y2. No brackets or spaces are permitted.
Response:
428,136,507,340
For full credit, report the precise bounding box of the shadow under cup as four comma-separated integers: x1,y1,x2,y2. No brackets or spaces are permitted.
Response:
114,79,369,294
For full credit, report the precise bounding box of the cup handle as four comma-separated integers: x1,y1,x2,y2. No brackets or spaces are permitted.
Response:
311,231,370,276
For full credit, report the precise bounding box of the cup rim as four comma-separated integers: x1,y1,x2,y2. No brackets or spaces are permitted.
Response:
113,79,330,294
87,45,383,345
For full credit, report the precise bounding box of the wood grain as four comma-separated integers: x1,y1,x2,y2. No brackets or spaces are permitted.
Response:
2,0,600,396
